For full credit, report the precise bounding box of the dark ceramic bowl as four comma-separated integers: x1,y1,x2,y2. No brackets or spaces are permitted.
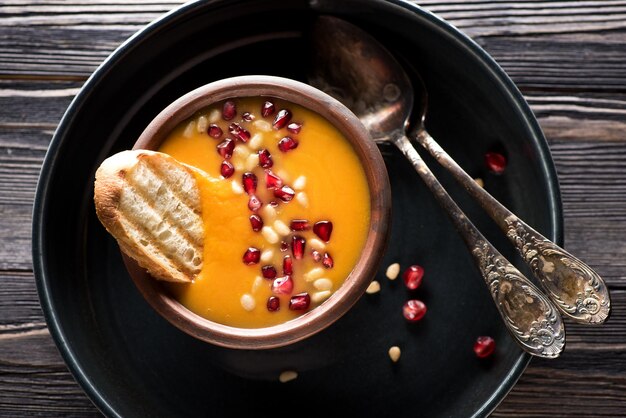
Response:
127,75,390,349
33,1,562,417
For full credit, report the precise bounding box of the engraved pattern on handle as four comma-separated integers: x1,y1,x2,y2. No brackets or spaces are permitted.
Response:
415,130,611,324
504,215,610,324
393,134,565,358
472,239,565,358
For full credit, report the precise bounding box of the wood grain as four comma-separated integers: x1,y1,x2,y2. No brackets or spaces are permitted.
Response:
1,1,625,416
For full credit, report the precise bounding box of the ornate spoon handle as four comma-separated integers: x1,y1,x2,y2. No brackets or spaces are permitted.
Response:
392,133,565,358
416,130,610,324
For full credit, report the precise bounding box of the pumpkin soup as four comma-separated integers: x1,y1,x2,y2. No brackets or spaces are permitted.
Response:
159,97,370,328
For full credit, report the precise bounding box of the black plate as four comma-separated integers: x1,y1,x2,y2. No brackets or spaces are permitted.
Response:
33,1,562,417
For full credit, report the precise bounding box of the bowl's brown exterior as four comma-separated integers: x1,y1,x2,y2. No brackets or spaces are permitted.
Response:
128,75,391,349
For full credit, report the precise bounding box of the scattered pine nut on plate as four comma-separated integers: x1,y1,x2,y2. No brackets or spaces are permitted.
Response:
366,280,381,294
388,346,401,362
279,370,298,383
385,263,400,280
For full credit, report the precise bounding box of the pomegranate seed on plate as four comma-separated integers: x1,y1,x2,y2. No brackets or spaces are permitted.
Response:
280,241,289,252
265,169,283,189
242,172,257,194
290,219,309,231
289,293,311,311
313,221,333,242
283,255,293,275
261,101,275,117
243,247,261,265
262,265,277,279
242,112,255,122
220,160,234,178
248,195,262,212
274,185,295,202
322,252,334,269
273,109,292,129
291,236,306,260
208,124,223,138
403,299,427,322
287,122,302,134
272,276,294,295
278,136,299,152
474,336,496,358
258,149,273,168
267,296,280,312
222,100,236,120
216,138,235,159
485,151,507,174
229,122,251,142
249,214,263,232
403,265,424,290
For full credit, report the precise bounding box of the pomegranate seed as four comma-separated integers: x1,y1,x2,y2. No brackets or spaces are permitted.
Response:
403,299,427,322
248,195,262,212
220,160,234,178
291,236,306,260
249,214,263,232
265,169,283,189
267,296,280,312
474,336,496,358
278,136,299,152
208,124,223,138
243,247,261,265
272,276,294,295
229,122,251,142
274,185,295,202
242,112,255,122
273,109,292,129
280,241,289,252
258,149,273,168
403,265,424,290
290,219,309,231
216,138,235,159
262,265,277,279
242,172,257,194
313,221,333,242
262,101,275,117
222,100,236,120
485,151,507,174
322,252,334,269
311,250,322,262
289,293,310,311
287,122,302,134
283,255,293,275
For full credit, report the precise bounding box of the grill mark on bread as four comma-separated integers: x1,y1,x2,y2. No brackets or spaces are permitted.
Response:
127,158,203,248
117,214,191,281
139,153,202,214
94,150,205,283
120,174,202,277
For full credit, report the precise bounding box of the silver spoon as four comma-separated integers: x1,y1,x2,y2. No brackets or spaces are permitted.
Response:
310,16,610,327
310,16,567,358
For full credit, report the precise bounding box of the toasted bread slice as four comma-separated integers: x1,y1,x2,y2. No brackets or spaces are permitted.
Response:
94,150,204,283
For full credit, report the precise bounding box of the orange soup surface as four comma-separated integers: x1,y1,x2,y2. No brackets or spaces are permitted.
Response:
159,97,370,328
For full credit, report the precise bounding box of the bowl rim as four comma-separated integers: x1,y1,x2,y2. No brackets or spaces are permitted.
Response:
31,1,564,417
128,75,391,349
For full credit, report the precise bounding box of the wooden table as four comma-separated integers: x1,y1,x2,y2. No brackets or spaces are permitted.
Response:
2,1,625,416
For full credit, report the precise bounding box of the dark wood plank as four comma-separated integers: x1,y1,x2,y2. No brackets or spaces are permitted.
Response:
1,1,626,93
0,330,100,417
